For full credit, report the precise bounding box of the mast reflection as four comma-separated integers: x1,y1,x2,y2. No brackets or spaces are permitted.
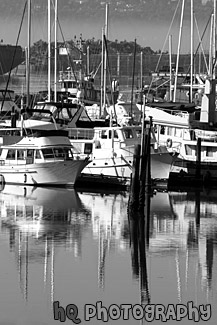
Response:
0,184,91,302
78,191,130,289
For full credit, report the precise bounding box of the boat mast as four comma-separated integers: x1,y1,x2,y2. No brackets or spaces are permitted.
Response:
87,45,90,76
173,0,185,102
26,0,31,108
100,27,104,117
169,34,173,101
190,0,194,103
209,14,214,75
140,50,143,89
54,0,58,102
130,38,136,117
48,0,51,101
213,0,216,79
103,3,109,112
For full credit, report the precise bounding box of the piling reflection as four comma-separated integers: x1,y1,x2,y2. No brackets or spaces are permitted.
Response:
128,209,150,306
128,186,217,312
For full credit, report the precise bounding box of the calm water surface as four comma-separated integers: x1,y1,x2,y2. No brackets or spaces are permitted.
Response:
0,185,217,325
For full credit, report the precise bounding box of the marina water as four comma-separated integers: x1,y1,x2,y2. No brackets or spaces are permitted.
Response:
0,185,216,324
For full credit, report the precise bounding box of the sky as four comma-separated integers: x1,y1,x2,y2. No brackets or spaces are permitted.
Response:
0,0,215,54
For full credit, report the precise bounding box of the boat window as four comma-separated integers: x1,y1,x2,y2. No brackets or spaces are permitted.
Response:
84,143,93,154
123,129,134,139
135,129,141,138
62,147,73,159
17,150,25,160
114,130,118,138
174,128,182,137
53,148,66,158
185,144,195,156
160,126,165,135
167,127,173,136
101,131,107,139
27,149,34,158
42,149,54,159
48,106,58,116
43,147,74,159
59,107,70,121
206,146,217,157
35,150,42,159
6,149,16,160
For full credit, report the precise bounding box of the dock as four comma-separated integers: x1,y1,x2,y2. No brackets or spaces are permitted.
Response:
76,173,130,191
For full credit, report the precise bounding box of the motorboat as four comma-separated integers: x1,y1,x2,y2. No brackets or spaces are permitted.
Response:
68,123,174,182
0,129,90,186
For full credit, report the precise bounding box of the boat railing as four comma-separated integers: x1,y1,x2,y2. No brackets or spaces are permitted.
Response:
194,129,217,142
159,107,189,117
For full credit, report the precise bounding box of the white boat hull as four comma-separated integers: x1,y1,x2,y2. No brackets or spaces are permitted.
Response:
171,157,217,178
0,159,89,186
82,151,173,180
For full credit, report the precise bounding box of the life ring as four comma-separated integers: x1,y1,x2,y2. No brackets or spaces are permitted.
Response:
166,138,173,148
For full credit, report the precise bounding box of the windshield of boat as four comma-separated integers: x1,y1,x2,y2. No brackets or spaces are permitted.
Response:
41,147,73,160
30,104,74,123
31,104,57,120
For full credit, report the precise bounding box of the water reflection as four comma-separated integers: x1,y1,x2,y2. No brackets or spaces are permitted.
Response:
0,185,91,306
128,209,150,306
168,189,217,293
0,185,217,324
78,191,129,290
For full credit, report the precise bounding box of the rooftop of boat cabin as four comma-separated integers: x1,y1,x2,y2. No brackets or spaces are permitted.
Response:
147,101,196,113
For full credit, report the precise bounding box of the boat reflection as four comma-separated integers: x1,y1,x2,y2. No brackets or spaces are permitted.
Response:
0,185,91,303
168,188,217,291
78,191,130,289
144,188,217,305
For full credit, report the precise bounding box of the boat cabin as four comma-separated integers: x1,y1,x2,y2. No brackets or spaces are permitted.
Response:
0,135,74,166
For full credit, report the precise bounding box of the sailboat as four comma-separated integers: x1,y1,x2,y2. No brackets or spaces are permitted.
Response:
0,2,174,187
0,1,90,187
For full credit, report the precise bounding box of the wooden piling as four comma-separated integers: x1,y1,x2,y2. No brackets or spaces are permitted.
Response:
139,121,152,211
11,106,17,135
138,133,148,210
196,137,201,179
128,144,141,211
145,123,151,192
